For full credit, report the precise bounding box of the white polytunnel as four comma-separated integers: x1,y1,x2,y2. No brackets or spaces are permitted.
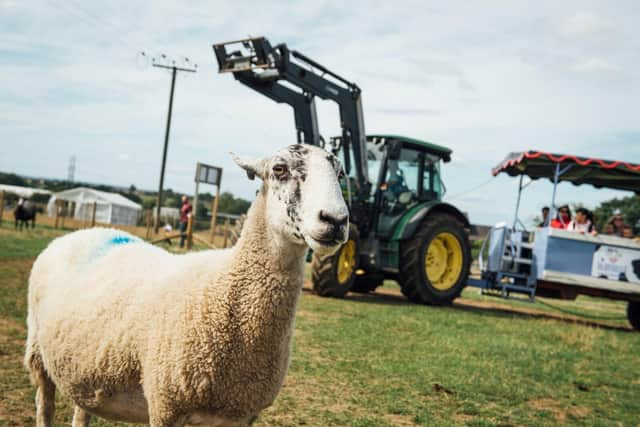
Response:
46,187,142,226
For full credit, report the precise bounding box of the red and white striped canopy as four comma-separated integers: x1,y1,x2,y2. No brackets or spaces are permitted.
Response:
492,151,640,194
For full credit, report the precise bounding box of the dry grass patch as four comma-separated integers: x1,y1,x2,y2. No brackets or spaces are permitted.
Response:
384,412,420,426
0,314,32,426
528,398,591,423
551,322,604,351
258,374,371,426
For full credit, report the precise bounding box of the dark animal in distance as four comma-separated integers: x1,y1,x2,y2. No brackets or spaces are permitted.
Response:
14,201,37,230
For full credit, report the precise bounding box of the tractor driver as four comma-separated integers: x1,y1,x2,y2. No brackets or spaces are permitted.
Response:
386,160,408,199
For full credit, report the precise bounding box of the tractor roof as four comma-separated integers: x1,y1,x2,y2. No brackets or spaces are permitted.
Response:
368,134,452,162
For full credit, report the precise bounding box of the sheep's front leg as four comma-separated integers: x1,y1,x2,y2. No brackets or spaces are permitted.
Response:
147,402,177,427
72,406,91,426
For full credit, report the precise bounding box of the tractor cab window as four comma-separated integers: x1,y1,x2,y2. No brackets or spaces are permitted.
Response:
339,137,385,202
423,155,443,201
382,148,422,213
365,138,385,199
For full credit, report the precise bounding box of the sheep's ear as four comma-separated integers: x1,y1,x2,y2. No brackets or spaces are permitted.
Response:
231,153,268,181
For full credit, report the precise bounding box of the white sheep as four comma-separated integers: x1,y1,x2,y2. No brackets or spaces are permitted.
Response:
24,144,349,427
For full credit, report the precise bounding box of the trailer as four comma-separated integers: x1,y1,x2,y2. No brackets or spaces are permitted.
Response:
469,151,640,330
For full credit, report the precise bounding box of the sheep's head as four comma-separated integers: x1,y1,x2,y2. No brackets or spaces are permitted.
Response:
232,144,349,255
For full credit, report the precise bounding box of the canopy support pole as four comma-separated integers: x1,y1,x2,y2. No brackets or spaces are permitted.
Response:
549,163,561,225
548,163,575,226
513,175,524,230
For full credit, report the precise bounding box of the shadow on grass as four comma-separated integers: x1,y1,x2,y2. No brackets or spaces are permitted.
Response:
302,287,633,333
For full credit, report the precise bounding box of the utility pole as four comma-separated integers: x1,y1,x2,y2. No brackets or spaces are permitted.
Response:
67,155,76,182
148,53,197,233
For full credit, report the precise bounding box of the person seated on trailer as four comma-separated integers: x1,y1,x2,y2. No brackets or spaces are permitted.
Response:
538,206,550,227
550,205,571,229
604,209,634,238
567,207,597,236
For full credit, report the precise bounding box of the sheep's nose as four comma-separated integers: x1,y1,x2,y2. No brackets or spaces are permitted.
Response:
318,210,348,228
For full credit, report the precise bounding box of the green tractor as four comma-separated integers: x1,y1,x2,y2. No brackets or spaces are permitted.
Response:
214,37,471,305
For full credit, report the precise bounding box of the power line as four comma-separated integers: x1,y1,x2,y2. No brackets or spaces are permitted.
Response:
46,0,153,58
445,176,496,201
66,0,124,36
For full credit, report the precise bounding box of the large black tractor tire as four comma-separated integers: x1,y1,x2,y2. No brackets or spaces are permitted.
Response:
627,301,640,331
312,225,359,298
350,271,384,293
399,214,471,305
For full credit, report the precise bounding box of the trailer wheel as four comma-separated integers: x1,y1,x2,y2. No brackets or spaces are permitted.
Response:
350,272,384,293
312,225,359,298
627,301,640,331
399,214,470,305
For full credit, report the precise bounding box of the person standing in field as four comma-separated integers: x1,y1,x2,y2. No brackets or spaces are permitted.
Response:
179,195,193,248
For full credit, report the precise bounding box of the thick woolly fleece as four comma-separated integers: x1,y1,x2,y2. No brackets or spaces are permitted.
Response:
24,187,308,426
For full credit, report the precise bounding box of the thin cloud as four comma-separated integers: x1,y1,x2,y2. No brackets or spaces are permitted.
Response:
571,57,620,75
557,11,617,47
457,78,475,92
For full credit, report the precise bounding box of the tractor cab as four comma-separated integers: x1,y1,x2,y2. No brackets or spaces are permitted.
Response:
332,134,452,238
355,135,451,238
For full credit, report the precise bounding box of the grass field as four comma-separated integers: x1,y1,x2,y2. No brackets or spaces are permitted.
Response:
1,226,639,426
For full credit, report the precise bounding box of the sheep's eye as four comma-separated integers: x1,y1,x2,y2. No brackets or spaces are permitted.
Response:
273,164,288,177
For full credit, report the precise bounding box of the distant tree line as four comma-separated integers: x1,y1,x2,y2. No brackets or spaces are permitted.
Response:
0,172,142,204
592,195,640,233
0,172,252,216
140,189,250,216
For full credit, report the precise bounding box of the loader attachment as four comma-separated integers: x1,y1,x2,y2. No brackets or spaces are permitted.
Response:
212,36,370,198
213,37,273,73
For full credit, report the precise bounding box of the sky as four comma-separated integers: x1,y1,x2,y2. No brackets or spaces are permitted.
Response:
1,0,639,225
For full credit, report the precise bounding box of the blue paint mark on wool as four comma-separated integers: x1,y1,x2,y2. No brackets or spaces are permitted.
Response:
91,234,140,261
109,236,136,246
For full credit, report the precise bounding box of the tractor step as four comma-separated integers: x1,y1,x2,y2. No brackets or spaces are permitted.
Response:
502,256,532,265
508,241,534,250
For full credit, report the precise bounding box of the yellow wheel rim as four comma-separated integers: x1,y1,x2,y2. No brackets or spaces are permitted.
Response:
337,240,357,285
425,232,463,291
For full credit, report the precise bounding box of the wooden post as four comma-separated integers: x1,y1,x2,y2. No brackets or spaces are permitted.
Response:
60,201,66,228
186,214,194,250
222,217,230,248
83,202,88,228
54,199,60,228
0,190,4,227
153,205,159,234
209,185,220,243
193,180,200,225
145,210,152,239
91,201,97,227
